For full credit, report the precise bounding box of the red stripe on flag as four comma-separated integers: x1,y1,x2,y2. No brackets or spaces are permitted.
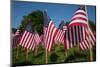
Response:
45,21,57,51
74,12,86,16
71,17,87,22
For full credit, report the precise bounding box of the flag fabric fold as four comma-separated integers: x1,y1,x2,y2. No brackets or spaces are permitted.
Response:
54,28,64,45
12,29,21,48
44,20,57,51
19,22,36,50
68,6,96,50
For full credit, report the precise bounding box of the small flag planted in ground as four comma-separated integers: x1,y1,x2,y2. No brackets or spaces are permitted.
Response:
19,22,36,50
34,31,41,45
54,28,64,45
44,20,57,52
12,29,21,48
68,6,96,50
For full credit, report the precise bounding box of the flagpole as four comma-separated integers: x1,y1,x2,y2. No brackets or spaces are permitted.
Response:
45,49,48,64
26,49,29,62
63,25,68,57
64,31,67,57
85,5,93,61
35,45,38,56
16,44,19,59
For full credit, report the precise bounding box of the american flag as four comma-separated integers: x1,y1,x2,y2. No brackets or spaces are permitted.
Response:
43,10,50,26
69,6,88,26
68,6,96,50
54,28,64,45
54,20,65,45
63,25,68,49
34,31,41,45
12,29,21,48
79,26,96,50
63,25,76,49
45,20,57,51
15,29,20,36
27,33,36,51
59,20,65,30
43,27,47,48
19,22,36,50
40,34,44,45
43,10,51,48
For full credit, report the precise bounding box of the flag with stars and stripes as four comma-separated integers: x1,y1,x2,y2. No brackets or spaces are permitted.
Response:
68,6,96,50
19,22,36,50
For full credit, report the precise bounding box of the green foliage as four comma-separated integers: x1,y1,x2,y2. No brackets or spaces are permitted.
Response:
19,10,44,35
12,44,96,66
50,52,59,63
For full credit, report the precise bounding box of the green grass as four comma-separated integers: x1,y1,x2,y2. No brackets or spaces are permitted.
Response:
12,44,96,66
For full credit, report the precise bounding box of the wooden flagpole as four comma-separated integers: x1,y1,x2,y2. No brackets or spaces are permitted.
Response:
65,49,67,57
89,47,93,61
63,26,68,57
35,45,38,56
16,44,19,59
87,26,93,61
26,49,29,62
45,49,48,64
85,5,93,61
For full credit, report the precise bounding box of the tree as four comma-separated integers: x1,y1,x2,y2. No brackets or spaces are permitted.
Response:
19,10,44,35
88,20,96,31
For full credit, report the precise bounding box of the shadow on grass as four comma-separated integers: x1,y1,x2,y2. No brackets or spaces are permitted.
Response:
34,51,44,58
49,52,59,63
64,51,88,63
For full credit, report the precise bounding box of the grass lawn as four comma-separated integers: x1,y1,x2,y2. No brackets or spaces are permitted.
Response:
12,44,96,66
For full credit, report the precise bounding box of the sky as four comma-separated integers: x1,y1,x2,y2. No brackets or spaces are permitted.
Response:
12,1,96,28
